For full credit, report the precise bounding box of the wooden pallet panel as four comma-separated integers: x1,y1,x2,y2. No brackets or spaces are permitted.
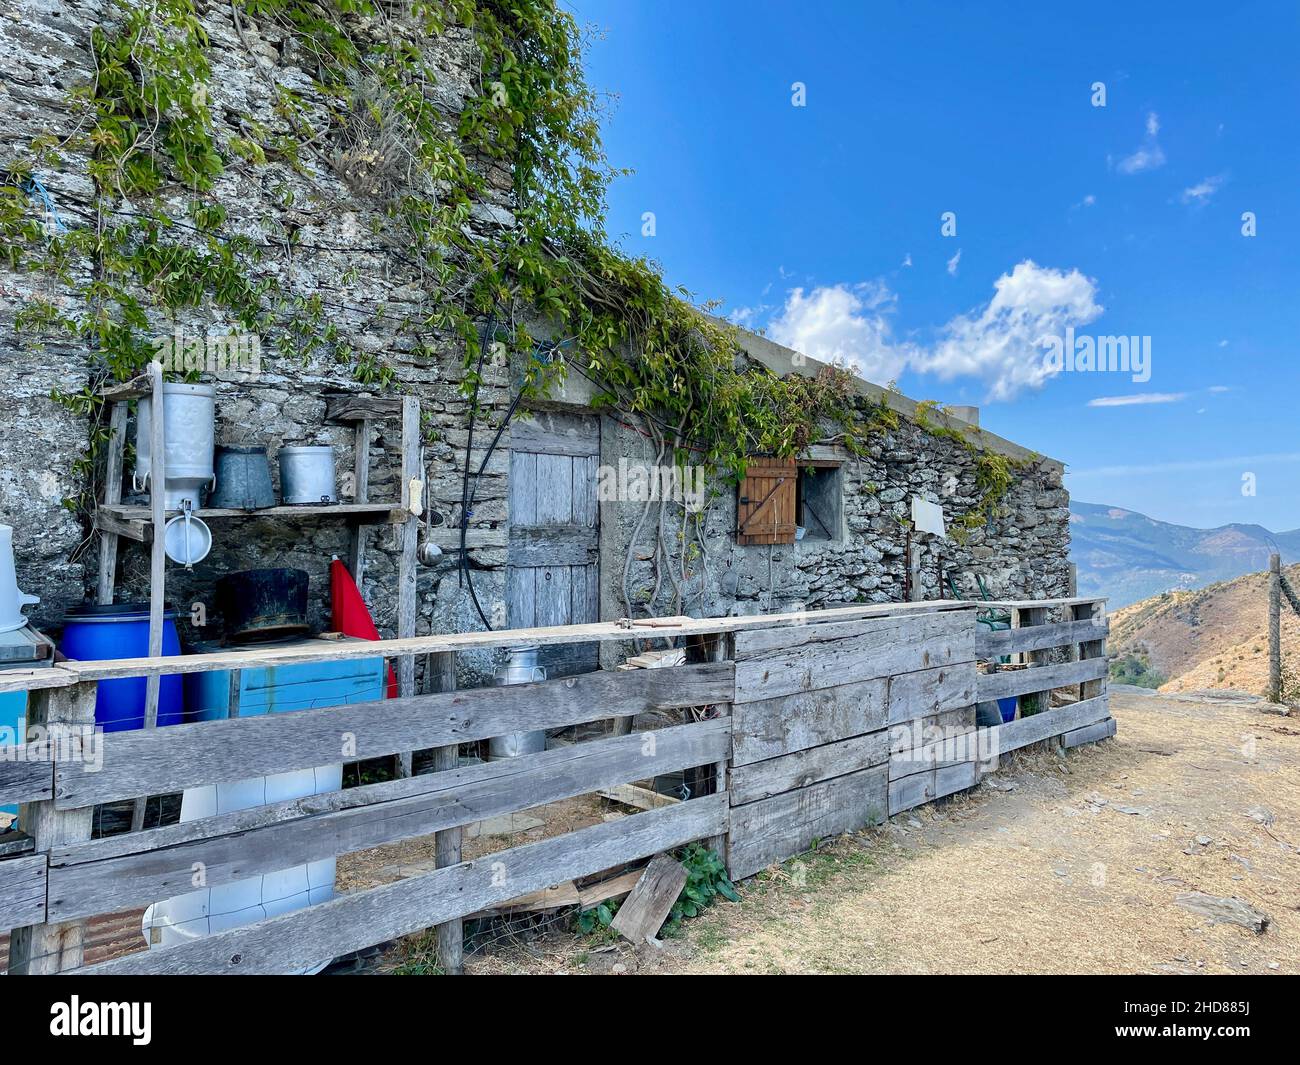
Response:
888,761,978,815
726,765,888,881
731,677,888,766
730,731,889,806
734,610,974,703
975,657,1107,702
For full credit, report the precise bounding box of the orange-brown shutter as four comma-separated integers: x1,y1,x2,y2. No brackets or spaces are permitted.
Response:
736,458,797,545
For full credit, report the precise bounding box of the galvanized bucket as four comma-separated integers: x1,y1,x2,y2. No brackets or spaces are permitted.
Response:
279,446,338,505
209,445,276,510
488,645,547,759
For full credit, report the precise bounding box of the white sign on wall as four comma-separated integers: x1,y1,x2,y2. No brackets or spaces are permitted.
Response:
911,495,946,538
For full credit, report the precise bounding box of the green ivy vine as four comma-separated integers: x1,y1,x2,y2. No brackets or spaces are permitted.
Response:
1,0,1028,534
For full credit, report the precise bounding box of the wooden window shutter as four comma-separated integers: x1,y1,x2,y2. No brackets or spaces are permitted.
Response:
736,458,797,545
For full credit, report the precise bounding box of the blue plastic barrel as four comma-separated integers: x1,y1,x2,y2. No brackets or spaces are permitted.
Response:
60,605,184,732
998,696,1018,723
0,689,23,821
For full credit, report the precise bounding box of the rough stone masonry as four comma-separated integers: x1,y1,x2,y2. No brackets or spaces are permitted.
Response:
0,1,1072,678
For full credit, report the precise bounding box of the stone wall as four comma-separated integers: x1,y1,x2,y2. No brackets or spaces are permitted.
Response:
0,1,1071,676
1,0,512,664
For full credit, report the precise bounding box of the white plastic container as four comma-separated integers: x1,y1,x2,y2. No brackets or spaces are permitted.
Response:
0,525,39,634
135,383,217,510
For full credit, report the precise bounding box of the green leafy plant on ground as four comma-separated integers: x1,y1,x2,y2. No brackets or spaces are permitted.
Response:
1109,652,1166,689
574,843,739,940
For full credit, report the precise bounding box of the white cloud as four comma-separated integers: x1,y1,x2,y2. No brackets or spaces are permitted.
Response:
1087,392,1187,407
914,261,1103,401
765,261,1103,402
946,249,962,276
902,253,912,268
1182,175,1225,205
766,281,908,383
1116,111,1166,174
1207,384,1232,393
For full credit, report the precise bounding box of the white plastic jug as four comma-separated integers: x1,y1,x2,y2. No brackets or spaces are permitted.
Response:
0,525,39,634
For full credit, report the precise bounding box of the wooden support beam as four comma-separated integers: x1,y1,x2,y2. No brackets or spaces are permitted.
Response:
7,681,97,973
96,402,129,604
133,361,167,833
1268,553,1282,704
347,418,372,588
429,651,462,976
395,395,420,779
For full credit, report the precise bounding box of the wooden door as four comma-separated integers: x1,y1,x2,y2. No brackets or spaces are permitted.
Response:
507,411,600,676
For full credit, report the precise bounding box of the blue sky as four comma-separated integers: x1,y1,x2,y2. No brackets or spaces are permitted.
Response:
569,0,1300,532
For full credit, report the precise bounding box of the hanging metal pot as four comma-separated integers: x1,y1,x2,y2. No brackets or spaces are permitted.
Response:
278,446,338,505
208,446,276,510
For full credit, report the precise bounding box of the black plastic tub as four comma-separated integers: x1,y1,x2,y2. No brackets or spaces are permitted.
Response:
216,568,310,642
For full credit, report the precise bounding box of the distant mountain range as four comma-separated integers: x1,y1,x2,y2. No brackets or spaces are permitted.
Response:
1069,500,1300,608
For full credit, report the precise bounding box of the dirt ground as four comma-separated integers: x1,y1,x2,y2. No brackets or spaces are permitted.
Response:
452,688,1300,975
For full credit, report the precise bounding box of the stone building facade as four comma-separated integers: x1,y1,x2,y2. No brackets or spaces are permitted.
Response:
0,1,1071,676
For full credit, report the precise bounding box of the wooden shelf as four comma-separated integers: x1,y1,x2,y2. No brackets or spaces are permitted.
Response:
98,502,408,542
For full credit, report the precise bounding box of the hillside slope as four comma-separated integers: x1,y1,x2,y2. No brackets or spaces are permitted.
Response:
1109,563,1300,696
1070,500,1300,608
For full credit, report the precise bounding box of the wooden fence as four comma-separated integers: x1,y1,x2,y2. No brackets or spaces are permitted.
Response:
0,597,1109,974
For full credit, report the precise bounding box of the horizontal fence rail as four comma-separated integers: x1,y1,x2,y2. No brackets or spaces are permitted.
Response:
0,596,1110,975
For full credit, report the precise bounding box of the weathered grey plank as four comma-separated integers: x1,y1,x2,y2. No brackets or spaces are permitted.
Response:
1060,716,1116,749
509,523,598,567
47,720,729,923
509,412,601,456
609,854,688,945
976,658,1108,702
56,603,969,682
56,662,736,809
981,695,1111,763
976,617,1109,658
0,853,46,929
733,606,974,658
731,677,888,766
888,761,977,815
730,732,889,806
889,705,976,752
726,765,888,881
889,722,981,779
74,794,728,974
0,755,53,807
886,662,977,725
734,610,974,703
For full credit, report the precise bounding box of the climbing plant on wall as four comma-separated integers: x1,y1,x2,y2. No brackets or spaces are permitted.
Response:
1,0,1027,567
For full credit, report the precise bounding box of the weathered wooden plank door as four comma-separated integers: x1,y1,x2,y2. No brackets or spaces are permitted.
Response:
507,411,600,676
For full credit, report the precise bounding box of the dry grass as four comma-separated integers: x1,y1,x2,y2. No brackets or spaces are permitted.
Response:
457,689,1299,975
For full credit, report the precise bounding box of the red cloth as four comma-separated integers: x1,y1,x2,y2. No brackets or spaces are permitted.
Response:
330,558,399,698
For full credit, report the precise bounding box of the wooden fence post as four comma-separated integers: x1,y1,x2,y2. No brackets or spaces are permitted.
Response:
429,650,463,975
1269,553,1282,704
8,680,97,974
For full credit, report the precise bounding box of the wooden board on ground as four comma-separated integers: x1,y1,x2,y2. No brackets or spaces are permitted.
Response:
726,764,888,881
610,855,689,944
1061,717,1117,749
